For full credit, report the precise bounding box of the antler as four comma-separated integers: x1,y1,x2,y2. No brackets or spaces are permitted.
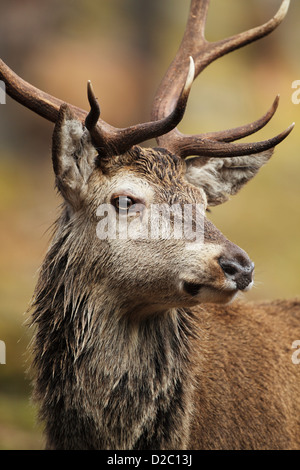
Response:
85,58,195,155
151,0,293,158
0,0,293,158
0,53,194,157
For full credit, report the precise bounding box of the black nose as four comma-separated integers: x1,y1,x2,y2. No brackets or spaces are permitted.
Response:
218,255,254,291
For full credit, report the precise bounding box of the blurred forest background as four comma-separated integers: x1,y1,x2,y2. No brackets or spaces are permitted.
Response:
0,0,299,449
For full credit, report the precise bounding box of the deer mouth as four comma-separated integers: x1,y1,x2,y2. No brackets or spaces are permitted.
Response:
182,280,241,305
183,281,204,297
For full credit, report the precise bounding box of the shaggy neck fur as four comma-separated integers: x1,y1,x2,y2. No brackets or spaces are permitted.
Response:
30,211,196,450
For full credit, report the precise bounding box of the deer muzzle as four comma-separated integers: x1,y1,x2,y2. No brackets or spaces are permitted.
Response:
218,249,254,291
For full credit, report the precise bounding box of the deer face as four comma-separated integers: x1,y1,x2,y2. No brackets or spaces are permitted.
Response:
52,106,257,311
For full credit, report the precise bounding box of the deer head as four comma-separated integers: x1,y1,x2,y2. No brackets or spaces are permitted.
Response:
0,0,293,311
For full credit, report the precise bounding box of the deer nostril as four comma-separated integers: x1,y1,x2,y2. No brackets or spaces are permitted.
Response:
219,261,239,277
218,256,254,290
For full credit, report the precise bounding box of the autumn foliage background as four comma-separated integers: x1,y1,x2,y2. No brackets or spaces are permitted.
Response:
0,0,299,449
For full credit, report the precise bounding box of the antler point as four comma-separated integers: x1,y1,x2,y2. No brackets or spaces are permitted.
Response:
276,0,290,21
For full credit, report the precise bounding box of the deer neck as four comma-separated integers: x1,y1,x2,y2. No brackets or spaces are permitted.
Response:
31,262,196,449
93,303,195,450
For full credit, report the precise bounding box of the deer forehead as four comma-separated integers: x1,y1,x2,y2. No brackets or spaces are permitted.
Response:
92,146,207,206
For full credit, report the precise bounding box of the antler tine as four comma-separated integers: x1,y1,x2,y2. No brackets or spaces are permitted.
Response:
1,54,196,157
208,0,290,71
151,0,292,158
203,95,280,143
86,57,195,155
0,58,85,123
177,123,295,159
85,80,100,130
0,58,118,139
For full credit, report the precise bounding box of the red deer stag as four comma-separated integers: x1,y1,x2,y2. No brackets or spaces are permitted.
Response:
1,0,299,450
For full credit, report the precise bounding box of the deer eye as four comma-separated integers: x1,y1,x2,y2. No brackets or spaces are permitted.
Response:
112,196,135,213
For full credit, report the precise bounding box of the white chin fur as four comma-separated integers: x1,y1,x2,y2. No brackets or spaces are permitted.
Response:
243,280,254,292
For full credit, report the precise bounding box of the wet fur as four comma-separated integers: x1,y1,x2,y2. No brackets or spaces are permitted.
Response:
29,110,300,449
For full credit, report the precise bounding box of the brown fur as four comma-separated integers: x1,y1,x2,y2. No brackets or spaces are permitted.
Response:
28,108,300,450
189,300,300,449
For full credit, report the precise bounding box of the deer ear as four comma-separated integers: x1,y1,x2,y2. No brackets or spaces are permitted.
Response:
184,149,274,206
52,104,97,209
